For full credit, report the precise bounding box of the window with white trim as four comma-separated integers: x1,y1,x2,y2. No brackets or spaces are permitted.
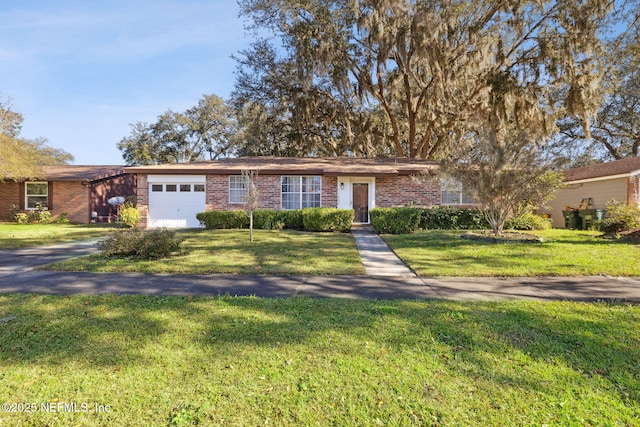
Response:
441,178,476,205
25,182,48,210
281,176,321,210
229,176,248,204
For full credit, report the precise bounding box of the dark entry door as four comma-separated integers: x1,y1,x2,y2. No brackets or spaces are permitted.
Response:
352,183,369,223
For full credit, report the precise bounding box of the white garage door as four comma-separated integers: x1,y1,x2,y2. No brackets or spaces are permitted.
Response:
148,175,206,228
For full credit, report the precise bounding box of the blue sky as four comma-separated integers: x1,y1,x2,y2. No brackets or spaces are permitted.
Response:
1,0,253,165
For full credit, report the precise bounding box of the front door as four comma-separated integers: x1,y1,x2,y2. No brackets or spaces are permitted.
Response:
353,183,369,223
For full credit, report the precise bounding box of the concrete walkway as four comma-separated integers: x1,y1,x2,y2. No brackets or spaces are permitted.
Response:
351,228,416,277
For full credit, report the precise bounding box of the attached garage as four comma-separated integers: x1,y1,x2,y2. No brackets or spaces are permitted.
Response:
147,175,205,228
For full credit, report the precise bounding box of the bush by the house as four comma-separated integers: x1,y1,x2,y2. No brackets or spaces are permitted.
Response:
119,206,141,228
195,208,351,231
196,210,249,229
505,212,551,231
14,212,28,224
276,209,304,230
420,206,489,230
252,209,281,230
302,208,354,232
599,200,640,234
56,212,70,224
370,207,421,234
98,229,183,259
30,204,52,223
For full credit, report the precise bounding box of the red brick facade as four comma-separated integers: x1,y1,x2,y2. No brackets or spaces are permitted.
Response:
375,175,441,207
628,176,640,206
0,173,134,224
0,181,20,221
0,181,89,223
51,181,90,223
199,174,339,211
136,174,149,227
134,173,443,227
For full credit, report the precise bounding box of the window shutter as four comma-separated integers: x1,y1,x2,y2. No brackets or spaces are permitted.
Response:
19,182,25,210
48,182,53,210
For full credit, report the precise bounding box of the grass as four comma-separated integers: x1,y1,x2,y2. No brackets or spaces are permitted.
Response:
46,229,365,275
382,229,640,277
0,294,638,426
0,223,116,250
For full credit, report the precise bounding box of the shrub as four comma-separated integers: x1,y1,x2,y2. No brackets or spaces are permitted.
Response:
505,212,551,230
196,210,249,229
370,208,421,234
276,209,304,230
420,206,489,230
30,208,52,223
302,208,354,232
14,213,28,224
56,212,70,224
98,229,183,259
599,200,640,234
253,209,279,230
119,206,141,228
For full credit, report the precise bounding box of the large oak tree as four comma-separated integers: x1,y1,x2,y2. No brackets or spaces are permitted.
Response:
118,94,237,165
238,0,620,159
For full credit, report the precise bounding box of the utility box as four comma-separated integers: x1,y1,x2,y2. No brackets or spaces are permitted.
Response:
579,209,605,230
562,210,582,229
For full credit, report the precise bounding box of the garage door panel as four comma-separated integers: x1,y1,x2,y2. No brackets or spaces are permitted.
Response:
148,179,205,229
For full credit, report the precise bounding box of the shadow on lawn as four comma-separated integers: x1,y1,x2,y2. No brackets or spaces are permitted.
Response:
0,294,206,366
1,294,638,405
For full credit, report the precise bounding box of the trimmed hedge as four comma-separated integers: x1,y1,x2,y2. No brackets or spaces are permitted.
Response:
276,209,304,230
196,208,351,232
196,210,249,229
370,208,421,234
420,206,489,230
302,208,354,232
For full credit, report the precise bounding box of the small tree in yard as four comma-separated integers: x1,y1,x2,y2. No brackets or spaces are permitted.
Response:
242,169,260,242
442,124,565,235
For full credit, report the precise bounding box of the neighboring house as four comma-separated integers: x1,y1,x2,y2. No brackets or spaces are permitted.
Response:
0,166,135,224
125,157,468,228
546,157,640,228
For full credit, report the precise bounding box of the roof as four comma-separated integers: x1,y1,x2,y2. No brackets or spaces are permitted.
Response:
564,157,640,182
25,165,128,182
124,157,438,177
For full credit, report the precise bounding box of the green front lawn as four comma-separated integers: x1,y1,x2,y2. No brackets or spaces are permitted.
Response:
46,229,365,275
0,223,117,250
1,295,638,426
383,229,640,277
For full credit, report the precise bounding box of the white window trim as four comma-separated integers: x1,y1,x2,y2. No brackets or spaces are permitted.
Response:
281,176,322,210
229,175,248,204
25,181,48,210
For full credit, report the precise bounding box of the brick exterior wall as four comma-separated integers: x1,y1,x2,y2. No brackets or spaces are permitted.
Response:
204,174,338,211
0,180,90,223
0,181,20,221
136,174,149,227
51,181,90,223
628,176,640,206
322,176,338,207
375,175,441,207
